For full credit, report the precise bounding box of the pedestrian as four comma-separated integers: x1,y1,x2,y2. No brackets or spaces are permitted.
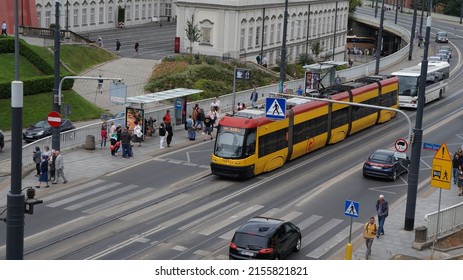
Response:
164,109,171,126
250,87,258,108
166,120,173,147
185,115,195,140
1,21,7,35
97,35,103,47
36,155,50,188
52,150,68,184
97,75,103,93
134,41,139,55
120,127,132,158
296,85,303,96
283,84,288,94
203,112,214,141
256,53,261,65
195,106,205,132
109,121,116,136
110,132,118,156
457,165,463,196
363,216,377,260
236,102,246,111
42,145,51,158
49,149,57,182
334,75,342,85
452,152,462,185
159,119,166,149
116,39,121,55
262,55,268,67
211,96,221,112
100,121,108,149
133,121,143,147
376,194,389,238
192,104,199,128
33,146,42,177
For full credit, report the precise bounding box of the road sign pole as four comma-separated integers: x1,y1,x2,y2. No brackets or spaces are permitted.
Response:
431,188,442,258
345,216,353,260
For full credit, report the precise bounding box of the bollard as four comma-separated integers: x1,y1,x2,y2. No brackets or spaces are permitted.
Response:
345,243,352,260
414,226,427,243
84,135,95,150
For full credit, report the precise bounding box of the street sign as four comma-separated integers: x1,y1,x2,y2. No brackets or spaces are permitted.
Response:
431,143,452,190
394,138,408,152
235,68,251,80
344,200,359,218
265,98,286,120
47,111,62,128
423,142,441,151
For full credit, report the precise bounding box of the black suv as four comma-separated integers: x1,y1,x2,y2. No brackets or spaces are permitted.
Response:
229,217,301,260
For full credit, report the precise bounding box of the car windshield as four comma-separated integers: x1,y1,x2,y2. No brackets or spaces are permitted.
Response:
33,120,50,128
233,233,269,249
370,152,392,163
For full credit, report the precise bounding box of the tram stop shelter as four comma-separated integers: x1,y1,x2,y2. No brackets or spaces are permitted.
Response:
303,61,348,91
126,88,203,126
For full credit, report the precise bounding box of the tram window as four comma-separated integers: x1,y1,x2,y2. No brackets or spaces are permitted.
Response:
245,129,256,156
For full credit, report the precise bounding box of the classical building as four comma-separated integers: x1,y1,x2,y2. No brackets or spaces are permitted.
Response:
34,0,175,32
175,0,349,65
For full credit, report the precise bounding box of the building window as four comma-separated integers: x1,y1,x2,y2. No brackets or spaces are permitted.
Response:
37,11,41,26
135,4,139,20
248,27,253,48
148,4,152,18
99,7,104,24
108,6,113,23
90,7,95,25
142,4,146,19
290,21,294,40
82,8,87,26
154,3,157,16
73,9,78,26
45,11,51,28
302,19,307,39
263,25,267,45
277,22,281,43
200,19,213,45
240,28,245,50
270,23,274,45
297,20,301,39
255,26,260,47
165,3,172,16
126,5,131,21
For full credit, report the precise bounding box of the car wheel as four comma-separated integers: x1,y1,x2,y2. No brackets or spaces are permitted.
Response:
392,170,397,181
294,236,302,252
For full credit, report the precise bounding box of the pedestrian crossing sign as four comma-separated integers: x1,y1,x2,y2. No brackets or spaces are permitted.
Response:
265,97,286,120
344,200,359,218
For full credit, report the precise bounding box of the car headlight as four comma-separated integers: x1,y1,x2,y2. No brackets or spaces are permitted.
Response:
37,131,44,136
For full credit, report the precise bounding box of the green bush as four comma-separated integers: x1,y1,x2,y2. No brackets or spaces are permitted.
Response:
19,41,54,74
0,37,14,53
0,75,74,99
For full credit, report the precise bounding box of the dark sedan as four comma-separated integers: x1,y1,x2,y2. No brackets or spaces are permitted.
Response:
363,149,410,181
229,217,301,260
0,130,4,152
23,119,75,142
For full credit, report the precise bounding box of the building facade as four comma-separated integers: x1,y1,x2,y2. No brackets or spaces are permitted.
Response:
175,0,349,65
35,0,175,33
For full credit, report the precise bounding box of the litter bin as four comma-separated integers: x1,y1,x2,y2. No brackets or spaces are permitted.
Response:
84,135,95,150
414,226,427,243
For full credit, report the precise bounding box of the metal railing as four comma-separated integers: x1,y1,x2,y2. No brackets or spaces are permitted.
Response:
20,26,93,44
424,202,463,239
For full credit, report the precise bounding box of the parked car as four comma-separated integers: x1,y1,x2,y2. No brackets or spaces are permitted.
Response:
23,119,75,142
434,53,449,63
363,149,410,181
438,45,452,58
229,217,301,260
0,130,4,152
435,31,448,43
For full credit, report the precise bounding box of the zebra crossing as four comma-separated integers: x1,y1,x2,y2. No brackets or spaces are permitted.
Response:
39,178,365,260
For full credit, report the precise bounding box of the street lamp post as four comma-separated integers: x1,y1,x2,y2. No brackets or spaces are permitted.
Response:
375,1,385,75
408,0,418,60
52,0,61,151
279,0,289,93
404,0,433,231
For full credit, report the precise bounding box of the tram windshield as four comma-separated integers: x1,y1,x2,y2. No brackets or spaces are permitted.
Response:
214,126,256,159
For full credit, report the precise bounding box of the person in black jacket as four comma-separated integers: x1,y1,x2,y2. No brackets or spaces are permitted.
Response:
376,195,389,238
159,120,166,149
165,121,173,147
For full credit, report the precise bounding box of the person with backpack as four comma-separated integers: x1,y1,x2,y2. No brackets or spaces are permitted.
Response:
363,216,378,259
185,115,195,140
203,112,214,141
195,106,205,133
376,194,389,238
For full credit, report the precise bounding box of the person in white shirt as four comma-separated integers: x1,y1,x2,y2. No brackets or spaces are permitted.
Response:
211,96,220,112
2,21,7,35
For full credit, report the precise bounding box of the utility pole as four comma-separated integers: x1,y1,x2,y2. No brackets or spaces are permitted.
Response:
332,1,338,61
395,0,399,24
279,0,289,93
6,0,25,260
52,0,61,151
260,8,265,66
66,0,69,30
375,0,379,18
375,1,385,75
408,0,418,60
404,0,433,231
419,0,424,37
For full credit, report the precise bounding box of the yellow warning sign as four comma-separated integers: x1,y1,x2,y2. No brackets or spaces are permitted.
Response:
431,144,452,190
434,143,452,161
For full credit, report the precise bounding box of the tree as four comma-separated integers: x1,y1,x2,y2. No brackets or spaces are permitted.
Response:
185,15,202,54
310,41,324,61
349,0,363,13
